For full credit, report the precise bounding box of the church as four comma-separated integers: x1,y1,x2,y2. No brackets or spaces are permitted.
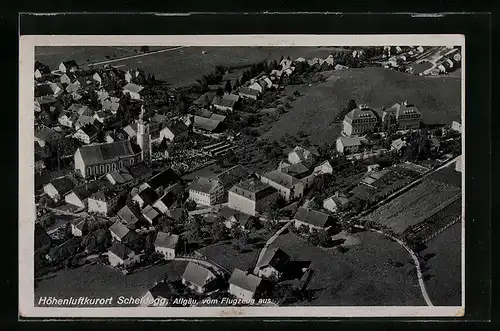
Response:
74,107,152,179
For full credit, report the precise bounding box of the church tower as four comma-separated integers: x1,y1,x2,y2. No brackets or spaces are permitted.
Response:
136,105,152,165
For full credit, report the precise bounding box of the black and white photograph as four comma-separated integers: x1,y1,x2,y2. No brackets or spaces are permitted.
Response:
19,35,464,318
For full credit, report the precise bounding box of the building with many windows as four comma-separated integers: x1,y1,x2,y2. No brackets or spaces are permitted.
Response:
342,105,379,137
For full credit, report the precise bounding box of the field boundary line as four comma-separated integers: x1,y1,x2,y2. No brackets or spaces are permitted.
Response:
87,46,189,67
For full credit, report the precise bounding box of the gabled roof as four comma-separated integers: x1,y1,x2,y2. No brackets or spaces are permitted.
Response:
154,232,179,249
70,217,88,230
163,121,188,137
337,136,362,147
181,262,215,288
123,122,138,137
212,165,249,189
61,60,78,69
106,168,134,185
212,96,236,109
281,162,311,178
34,61,51,73
108,242,135,260
46,176,78,195
142,204,160,221
294,207,332,228
229,269,262,292
135,187,159,206
123,83,144,94
117,205,140,226
229,179,277,202
68,104,91,116
238,87,260,97
256,247,290,271
78,124,100,137
35,126,62,142
70,181,102,200
262,170,300,189
109,221,132,240
189,177,219,194
154,191,178,209
148,281,174,299
76,141,140,166
126,163,151,179
193,116,221,132
209,113,226,122
344,107,378,122
90,189,119,202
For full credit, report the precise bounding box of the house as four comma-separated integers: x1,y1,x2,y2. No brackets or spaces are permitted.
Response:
93,110,114,124
212,93,240,112
64,181,104,208
126,163,152,187
193,93,216,108
248,81,265,93
153,191,178,215
73,124,100,144
87,189,121,216
336,136,362,154
123,122,138,139
34,61,51,79
323,193,350,213
255,247,290,281
293,207,335,231
34,95,58,113
154,232,180,260
124,69,143,83
193,116,222,133
122,83,145,100
188,177,220,206
220,206,260,229
367,164,380,172
106,167,134,188
75,114,97,130
117,205,141,228
74,140,142,178
140,281,174,307
102,97,121,114
261,170,304,201
141,167,181,196
313,160,333,176
109,221,139,243
228,179,278,217
68,103,91,116
70,218,89,237
132,187,159,209
34,126,62,148
59,60,79,73
181,262,218,294
142,205,161,225
58,110,79,128
92,72,103,85
280,58,293,69
451,121,462,133
158,121,189,142
391,138,407,152
107,242,141,268
287,146,319,165
35,82,63,97
238,87,260,100
335,64,348,70
228,269,263,301
342,104,379,136
279,162,316,190
60,72,78,85
43,176,78,202
45,237,80,263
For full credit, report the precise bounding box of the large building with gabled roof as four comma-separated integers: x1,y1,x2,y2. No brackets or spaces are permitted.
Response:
342,104,379,137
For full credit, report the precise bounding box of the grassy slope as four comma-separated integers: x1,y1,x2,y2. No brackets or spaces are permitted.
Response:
263,67,461,146
269,232,424,306
34,260,187,306
420,222,462,306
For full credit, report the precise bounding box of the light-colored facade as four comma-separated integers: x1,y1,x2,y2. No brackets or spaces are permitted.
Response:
342,105,379,137
336,136,361,154
108,249,141,268
73,128,98,145
87,192,120,216
227,182,278,217
260,171,304,201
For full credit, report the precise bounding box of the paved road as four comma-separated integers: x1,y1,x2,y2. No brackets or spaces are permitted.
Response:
87,46,190,67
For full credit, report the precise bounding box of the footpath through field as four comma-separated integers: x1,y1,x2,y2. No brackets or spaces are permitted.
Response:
86,46,190,67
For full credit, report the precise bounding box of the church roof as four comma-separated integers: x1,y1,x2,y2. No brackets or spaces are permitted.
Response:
76,141,141,166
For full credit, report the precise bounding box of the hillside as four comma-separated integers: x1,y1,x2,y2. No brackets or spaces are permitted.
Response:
263,67,461,146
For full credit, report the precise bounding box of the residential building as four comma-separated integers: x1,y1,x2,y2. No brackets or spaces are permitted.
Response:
140,281,174,307
92,72,103,85
142,205,161,226
279,162,316,190
59,60,79,73
109,221,139,243
102,97,121,114
117,205,141,229
287,146,319,165
60,72,78,85
122,83,145,100
255,247,290,281
141,167,181,196
154,232,180,260
248,81,265,93
228,269,263,301
153,191,178,215
158,121,189,142
193,115,222,134
238,87,260,100
381,102,421,130
34,61,51,79
212,93,240,112
261,170,304,201
70,218,89,237
132,187,159,209
58,110,79,128
313,160,333,176
188,177,220,206
74,140,142,178
73,124,100,144
293,207,335,231
34,126,62,148
93,110,114,124
367,164,380,172
105,167,134,188
43,176,78,202
342,105,379,136
336,136,362,154
181,262,218,294
107,242,141,268
220,206,259,230
228,179,279,216
451,121,462,133
64,181,105,208
323,193,350,213
87,189,121,216
391,138,407,152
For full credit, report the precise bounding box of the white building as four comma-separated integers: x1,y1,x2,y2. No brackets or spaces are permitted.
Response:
260,170,304,202
107,242,141,268
336,136,362,154
228,269,263,301
228,179,278,216
154,232,180,260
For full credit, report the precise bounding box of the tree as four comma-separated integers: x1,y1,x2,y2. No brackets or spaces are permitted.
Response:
185,200,196,212
224,80,232,93
216,87,224,97
347,99,357,111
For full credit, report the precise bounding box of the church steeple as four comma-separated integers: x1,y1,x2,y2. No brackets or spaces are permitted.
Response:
136,105,151,165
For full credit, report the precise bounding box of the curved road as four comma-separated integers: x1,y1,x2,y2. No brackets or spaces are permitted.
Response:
354,225,434,306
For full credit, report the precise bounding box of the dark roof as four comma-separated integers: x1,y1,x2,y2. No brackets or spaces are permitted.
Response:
35,84,55,97
282,162,312,179
213,165,249,189
90,189,119,201
76,141,139,166
193,116,221,132
181,262,215,288
262,170,299,189
155,191,178,208
62,60,78,69
71,181,102,200
294,207,333,228
108,242,135,260
256,247,290,271
47,176,78,195
126,163,151,179
212,96,236,108
193,93,216,107
70,217,88,230
154,232,179,249
136,187,159,206
109,221,132,239
123,83,144,94
147,168,180,191
78,124,100,138
34,224,51,250
35,126,62,142
229,269,262,293
189,177,219,194
35,61,50,72
344,107,378,122
165,121,188,136
148,281,174,299
229,179,277,202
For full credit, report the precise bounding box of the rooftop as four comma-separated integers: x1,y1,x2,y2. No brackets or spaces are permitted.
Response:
228,269,262,292
76,141,140,166
181,262,215,288
294,207,332,228
154,232,179,249
262,170,299,189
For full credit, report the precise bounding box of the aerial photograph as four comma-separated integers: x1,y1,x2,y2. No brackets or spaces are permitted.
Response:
32,45,463,308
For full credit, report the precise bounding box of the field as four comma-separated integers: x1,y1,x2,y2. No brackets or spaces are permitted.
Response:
34,260,187,306
268,232,425,306
36,46,349,87
262,67,461,145
420,222,462,306
363,178,461,234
